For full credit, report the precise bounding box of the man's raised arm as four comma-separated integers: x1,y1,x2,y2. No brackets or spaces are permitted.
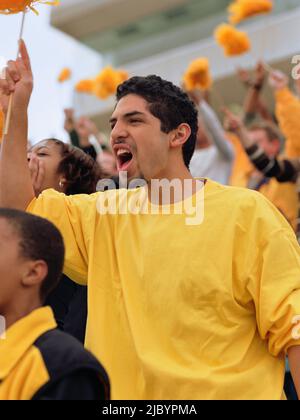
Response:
0,40,35,210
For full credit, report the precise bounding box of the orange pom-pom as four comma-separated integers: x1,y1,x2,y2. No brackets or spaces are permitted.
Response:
94,84,111,100
214,24,251,56
75,79,95,94
76,68,129,100
95,67,120,97
58,68,71,83
0,0,59,15
228,0,273,25
94,67,129,100
183,58,213,91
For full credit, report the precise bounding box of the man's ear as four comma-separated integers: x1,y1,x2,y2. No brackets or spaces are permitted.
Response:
170,123,191,149
21,260,48,289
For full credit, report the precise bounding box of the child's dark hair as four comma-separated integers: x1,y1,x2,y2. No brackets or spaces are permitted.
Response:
0,209,65,302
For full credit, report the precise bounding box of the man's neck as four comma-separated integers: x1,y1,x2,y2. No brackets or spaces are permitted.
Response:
155,165,193,182
147,163,204,206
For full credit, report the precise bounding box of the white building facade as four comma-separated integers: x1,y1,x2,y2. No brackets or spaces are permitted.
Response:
51,0,300,130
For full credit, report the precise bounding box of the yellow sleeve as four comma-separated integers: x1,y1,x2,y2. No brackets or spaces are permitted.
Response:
27,189,99,285
275,88,300,158
226,132,254,187
245,197,300,356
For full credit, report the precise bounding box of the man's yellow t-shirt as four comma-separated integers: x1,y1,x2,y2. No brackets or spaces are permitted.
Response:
27,180,300,400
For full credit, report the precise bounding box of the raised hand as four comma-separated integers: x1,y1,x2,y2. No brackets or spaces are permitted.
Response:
186,89,203,106
0,40,33,115
64,108,75,133
254,61,266,87
237,67,251,86
222,107,244,134
268,70,288,91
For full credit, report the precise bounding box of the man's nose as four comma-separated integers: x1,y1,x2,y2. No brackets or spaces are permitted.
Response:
111,121,128,142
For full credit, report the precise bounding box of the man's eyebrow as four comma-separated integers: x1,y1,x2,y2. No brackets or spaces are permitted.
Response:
109,111,146,124
124,111,146,118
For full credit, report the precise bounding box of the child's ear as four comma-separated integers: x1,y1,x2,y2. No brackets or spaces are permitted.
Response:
21,260,48,289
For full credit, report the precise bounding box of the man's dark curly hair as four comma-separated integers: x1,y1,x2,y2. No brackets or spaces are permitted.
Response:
116,75,198,168
42,139,101,195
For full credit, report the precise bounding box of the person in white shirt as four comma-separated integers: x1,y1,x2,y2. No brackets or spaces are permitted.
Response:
188,92,234,185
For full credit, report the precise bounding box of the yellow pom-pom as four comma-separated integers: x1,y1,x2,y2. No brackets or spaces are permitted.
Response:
75,68,129,99
94,84,111,100
75,79,95,94
94,67,129,100
0,0,59,15
228,0,273,25
95,67,121,96
58,68,71,83
183,58,213,91
214,24,251,57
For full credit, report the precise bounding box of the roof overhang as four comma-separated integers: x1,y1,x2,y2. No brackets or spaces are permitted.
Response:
51,0,190,40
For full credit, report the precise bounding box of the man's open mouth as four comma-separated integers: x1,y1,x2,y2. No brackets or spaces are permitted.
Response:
116,148,134,171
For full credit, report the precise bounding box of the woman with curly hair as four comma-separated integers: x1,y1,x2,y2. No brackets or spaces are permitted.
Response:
27,138,101,343
28,138,100,196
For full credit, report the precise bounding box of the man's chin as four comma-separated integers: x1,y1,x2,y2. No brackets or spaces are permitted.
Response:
119,168,144,186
